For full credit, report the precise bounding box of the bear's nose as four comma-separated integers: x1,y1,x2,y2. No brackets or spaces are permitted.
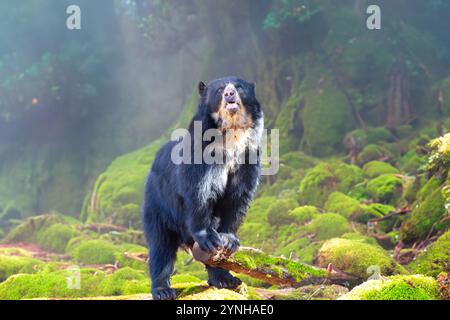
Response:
224,88,236,103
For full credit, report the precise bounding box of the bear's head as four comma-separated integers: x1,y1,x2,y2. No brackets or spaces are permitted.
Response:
198,76,262,132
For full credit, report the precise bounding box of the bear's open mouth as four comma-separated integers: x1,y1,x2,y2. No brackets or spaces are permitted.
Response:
225,102,240,114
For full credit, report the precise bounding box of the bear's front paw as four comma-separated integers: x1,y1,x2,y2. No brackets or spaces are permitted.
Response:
194,229,224,253
220,233,240,256
152,287,177,300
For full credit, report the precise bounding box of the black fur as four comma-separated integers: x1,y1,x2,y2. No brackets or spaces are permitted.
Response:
141,76,262,300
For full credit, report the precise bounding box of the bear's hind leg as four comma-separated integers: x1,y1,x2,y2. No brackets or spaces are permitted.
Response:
206,266,242,289
149,235,178,300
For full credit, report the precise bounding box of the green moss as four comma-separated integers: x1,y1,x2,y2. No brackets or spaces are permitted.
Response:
299,161,363,207
340,275,439,300
71,240,117,265
233,248,327,282
363,161,399,178
280,151,319,170
4,213,67,243
316,238,406,279
287,206,319,224
300,70,356,156
340,233,378,246
409,230,450,277
275,93,303,153
36,223,76,253
100,267,149,296
306,213,350,240
324,192,361,219
357,144,393,166
181,287,247,300
400,187,447,243
366,174,403,204
0,268,107,299
279,240,323,265
398,150,426,173
0,255,42,282
266,198,299,226
82,140,164,227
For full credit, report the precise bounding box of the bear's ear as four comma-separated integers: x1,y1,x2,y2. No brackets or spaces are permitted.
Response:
198,81,207,97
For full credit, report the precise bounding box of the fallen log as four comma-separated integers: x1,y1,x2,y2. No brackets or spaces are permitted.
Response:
190,244,359,287
123,244,359,287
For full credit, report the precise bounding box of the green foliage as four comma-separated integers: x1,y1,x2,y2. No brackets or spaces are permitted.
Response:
340,275,439,300
316,238,406,279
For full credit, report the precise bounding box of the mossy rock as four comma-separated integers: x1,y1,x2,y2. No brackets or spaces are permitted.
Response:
357,144,393,166
397,150,426,173
300,69,356,156
409,230,450,277
400,187,447,243
3,213,69,244
316,238,406,279
344,127,393,152
339,275,439,300
366,174,403,204
279,240,323,265
324,192,362,219
363,161,399,179
99,267,149,296
275,93,303,153
306,213,350,241
181,287,247,300
0,254,42,282
36,223,76,253
298,161,363,207
286,206,319,225
70,240,118,265
81,140,164,227
280,151,319,170
0,268,107,299
266,198,299,226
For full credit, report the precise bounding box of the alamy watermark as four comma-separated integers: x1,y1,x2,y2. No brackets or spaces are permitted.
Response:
169,121,279,176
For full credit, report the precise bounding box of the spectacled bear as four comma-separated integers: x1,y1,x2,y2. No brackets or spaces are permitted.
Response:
142,76,263,300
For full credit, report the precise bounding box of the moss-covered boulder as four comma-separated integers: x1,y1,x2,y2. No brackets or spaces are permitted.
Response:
300,64,356,157
306,213,350,241
286,206,319,225
299,161,363,207
0,268,107,299
363,161,399,178
99,267,149,296
339,275,439,300
357,144,393,165
70,240,118,265
0,254,42,282
316,238,405,279
400,186,447,242
366,174,403,204
36,223,76,253
81,140,163,228
324,192,361,219
266,198,299,226
409,230,450,277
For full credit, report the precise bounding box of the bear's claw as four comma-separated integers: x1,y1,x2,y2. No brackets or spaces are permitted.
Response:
152,287,177,300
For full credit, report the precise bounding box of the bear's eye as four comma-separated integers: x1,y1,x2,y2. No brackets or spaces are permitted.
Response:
216,87,224,95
